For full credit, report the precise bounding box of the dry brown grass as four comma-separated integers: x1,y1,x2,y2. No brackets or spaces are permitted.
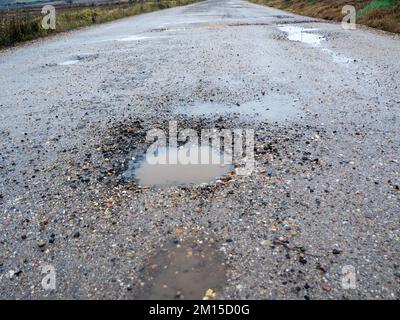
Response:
0,0,201,48
359,6,400,33
248,0,400,33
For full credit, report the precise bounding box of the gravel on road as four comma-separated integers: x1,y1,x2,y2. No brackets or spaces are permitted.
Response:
0,0,399,299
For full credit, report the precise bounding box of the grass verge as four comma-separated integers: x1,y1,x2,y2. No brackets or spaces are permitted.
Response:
247,0,400,33
0,0,201,49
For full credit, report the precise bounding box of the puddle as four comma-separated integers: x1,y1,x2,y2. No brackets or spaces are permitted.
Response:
321,48,353,64
279,25,353,65
278,25,324,46
117,35,150,42
58,60,79,66
58,54,98,65
123,145,233,187
175,96,302,123
138,237,226,300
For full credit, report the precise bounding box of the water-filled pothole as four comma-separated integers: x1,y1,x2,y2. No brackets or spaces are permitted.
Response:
278,25,353,65
321,48,353,64
123,145,234,187
117,35,150,42
138,237,227,300
279,25,324,45
58,60,79,66
175,96,302,123
58,53,98,66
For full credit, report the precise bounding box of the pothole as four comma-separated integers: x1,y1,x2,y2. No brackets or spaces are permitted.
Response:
123,144,234,188
149,27,182,33
278,25,354,64
58,53,98,66
321,48,354,64
273,15,294,19
150,27,168,32
278,25,325,45
137,236,227,300
76,53,99,61
228,22,270,27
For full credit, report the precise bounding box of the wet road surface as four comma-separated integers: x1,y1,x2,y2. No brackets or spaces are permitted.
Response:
0,0,399,299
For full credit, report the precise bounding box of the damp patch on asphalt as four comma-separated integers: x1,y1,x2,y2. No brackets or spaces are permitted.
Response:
174,96,303,123
136,236,227,300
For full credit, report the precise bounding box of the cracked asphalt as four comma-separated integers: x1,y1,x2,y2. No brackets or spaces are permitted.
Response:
0,0,399,299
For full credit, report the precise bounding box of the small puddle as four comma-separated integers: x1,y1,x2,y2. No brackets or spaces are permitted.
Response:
58,54,98,66
123,145,233,187
58,60,79,66
175,96,301,123
321,48,353,64
278,25,324,46
279,25,353,65
117,35,150,42
138,237,226,300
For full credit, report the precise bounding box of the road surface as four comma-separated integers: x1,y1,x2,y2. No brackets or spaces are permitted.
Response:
0,0,399,299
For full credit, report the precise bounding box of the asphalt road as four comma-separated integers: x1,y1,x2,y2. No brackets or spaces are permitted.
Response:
0,0,399,299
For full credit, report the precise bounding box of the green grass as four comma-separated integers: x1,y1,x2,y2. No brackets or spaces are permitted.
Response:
0,0,201,49
358,0,398,17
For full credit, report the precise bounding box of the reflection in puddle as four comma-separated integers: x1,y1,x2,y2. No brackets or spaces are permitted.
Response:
138,237,226,300
175,96,301,123
58,60,79,66
123,145,233,187
279,25,324,45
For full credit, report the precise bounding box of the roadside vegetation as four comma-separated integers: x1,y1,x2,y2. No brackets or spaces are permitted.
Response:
248,0,400,33
0,0,200,48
